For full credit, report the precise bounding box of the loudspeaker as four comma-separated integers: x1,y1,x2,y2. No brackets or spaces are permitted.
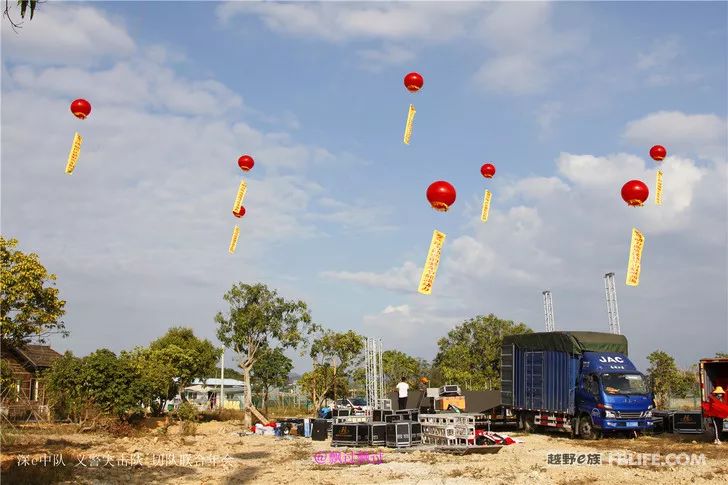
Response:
374,409,393,422
439,385,462,396
673,412,703,434
312,419,329,441
395,409,419,422
386,421,419,448
385,414,403,423
332,423,370,447
369,422,387,445
332,408,351,418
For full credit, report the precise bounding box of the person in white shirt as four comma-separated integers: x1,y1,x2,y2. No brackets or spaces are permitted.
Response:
396,377,409,410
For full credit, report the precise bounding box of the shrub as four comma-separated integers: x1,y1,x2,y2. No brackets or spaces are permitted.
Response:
176,401,198,422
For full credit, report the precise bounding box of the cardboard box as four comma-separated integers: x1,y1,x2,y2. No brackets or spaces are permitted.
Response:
436,396,466,411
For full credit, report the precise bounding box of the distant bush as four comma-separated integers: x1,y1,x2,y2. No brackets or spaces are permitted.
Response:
181,421,198,436
175,401,198,422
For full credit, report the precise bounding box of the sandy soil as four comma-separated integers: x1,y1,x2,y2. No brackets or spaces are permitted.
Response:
2,419,726,484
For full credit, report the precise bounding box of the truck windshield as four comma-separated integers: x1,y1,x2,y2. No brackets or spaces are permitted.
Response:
601,373,647,395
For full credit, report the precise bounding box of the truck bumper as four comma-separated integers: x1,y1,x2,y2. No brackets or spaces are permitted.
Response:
600,419,653,430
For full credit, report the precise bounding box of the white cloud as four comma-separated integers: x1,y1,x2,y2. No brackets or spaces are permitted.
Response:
501,176,570,201
1,4,135,66
636,37,680,71
1,4,396,357
622,111,728,163
306,197,396,233
357,45,416,72
216,2,480,43
7,61,244,118
335,114,726,367
536,101,563,139
471,3,587,95
321,261,421,292
217,2,584,95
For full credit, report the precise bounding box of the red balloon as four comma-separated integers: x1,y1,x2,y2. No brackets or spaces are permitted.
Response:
480,163,496,179
238,155,254,172
426,181,456,212
70,99,91,120
649,145,666,162
404,72,424,93
621,180,649,207
233,206,246,218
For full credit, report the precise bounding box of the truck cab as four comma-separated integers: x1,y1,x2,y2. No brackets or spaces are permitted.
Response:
575,352,653,438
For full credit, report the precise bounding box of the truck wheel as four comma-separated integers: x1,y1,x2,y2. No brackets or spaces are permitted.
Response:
523,413,536,434
578,415,602,440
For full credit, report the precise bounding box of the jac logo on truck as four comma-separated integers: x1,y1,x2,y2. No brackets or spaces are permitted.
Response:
599,356,624,364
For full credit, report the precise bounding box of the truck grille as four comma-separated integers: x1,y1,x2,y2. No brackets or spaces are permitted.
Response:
618,412,642,419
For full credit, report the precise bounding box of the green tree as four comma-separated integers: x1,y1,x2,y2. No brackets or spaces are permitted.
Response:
672,365,699,399
80,349,146,421
123,347,177,416
310,330,364,407
434,314,531,390
298,366,348,406
1,237,67,347
381,350,425,390
716,352,728,358
44,351,92,423
646,350,682,408
349,367,366,397
46,349,146,423
211,368,245,381
215,282,315,427
1,359,17,401
149,327,219,400
251,347,293,414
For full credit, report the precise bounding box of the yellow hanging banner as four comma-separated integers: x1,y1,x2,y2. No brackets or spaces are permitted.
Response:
417,230,446,295
65,132,83,174
625,227,645,287
655,170,663,205
481,189,492,222
233,180,247,212
403,104,416,145
228,225,240,254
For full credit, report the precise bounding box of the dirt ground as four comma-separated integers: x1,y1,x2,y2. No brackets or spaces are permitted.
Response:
2,419,727,484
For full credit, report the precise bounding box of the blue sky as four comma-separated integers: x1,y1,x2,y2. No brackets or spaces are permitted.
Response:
2,2,726,374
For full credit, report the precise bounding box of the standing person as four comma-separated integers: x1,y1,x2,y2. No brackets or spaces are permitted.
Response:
396,377,409,410
711,386,725,444
416,377,429,410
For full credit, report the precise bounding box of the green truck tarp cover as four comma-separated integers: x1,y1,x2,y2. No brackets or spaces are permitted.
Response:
502,331,628,356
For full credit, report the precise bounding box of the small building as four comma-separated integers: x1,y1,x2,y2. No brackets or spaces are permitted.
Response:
182,378,246,410
0,344,62,420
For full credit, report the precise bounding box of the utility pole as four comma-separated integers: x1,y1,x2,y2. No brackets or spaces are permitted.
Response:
543,290,555,332
604,272,621,334
219,347,225,410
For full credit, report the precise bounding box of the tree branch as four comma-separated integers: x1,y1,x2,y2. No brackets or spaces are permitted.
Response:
3,0,22,32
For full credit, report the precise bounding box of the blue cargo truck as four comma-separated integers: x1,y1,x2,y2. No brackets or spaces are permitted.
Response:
500,331,654,439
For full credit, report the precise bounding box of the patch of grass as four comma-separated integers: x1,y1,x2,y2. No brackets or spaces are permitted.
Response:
265,405,312,418
447,468,465,477
200,409,246,422
557,477,597,485
181,421,197,436
286,440,313,461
